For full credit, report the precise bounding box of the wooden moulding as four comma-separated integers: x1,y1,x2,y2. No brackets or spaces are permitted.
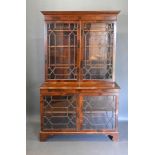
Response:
40,81,120,90
41,11,120,21
39,131,119,142
41,11,120,15
40,81,120,95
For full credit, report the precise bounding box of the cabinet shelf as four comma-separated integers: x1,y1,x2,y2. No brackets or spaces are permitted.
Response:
44,109,114,115
48,46,77,48
85,45,113,48
48,30,77,32
44,111,76,114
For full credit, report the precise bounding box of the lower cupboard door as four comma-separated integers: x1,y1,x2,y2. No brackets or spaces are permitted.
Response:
42,95,77,130
82,95,116,130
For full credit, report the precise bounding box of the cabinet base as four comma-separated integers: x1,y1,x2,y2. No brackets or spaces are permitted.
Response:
108,134,119,141
39,131,119,142
40,132,53,142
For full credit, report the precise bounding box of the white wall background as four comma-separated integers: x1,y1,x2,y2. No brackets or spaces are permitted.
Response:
26,0,128,120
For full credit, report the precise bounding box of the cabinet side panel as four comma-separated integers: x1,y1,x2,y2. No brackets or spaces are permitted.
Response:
44,22,48,81
112,22,117,82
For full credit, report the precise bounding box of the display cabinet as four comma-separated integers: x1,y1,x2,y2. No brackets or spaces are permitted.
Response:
40,11,120,141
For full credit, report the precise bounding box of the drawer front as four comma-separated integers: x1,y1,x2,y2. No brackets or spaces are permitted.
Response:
40,88,119,95
41,95,77,130
40,89,78,95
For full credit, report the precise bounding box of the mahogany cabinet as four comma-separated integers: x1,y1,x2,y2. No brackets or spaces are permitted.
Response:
40,11,120,141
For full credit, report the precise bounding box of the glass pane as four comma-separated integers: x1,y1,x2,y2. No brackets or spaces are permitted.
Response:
82,96,115,130
82,22,114,80
47,23,78,80
43,95,76,130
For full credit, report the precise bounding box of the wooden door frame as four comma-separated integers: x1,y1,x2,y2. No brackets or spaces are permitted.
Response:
80,20,116,82
44,21,81,82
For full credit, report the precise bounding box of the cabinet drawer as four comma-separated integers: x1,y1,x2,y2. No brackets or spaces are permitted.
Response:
40,89,78,95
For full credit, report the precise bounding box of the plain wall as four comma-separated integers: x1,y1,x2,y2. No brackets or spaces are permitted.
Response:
26,0,128,120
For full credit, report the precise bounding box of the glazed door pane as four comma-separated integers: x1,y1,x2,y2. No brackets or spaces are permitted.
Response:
47,23,78,80
82,96,116,130
43,95,77,130
82,22,114,80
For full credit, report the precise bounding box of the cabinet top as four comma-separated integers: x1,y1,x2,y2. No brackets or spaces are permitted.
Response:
41,11,120,15
41,11,120,21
